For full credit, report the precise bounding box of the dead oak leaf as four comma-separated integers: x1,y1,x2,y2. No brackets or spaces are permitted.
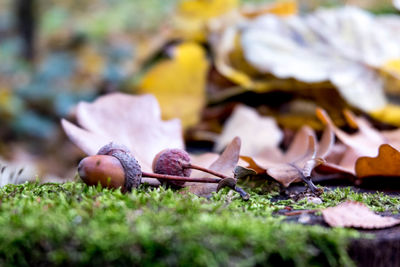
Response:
186,137,241,197
61,93,184,172
355,144,400,178
316,108,400,175
322,201,400,229
242,125,333,187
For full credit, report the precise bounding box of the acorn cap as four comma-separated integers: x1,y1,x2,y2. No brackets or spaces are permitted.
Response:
97,142,142,191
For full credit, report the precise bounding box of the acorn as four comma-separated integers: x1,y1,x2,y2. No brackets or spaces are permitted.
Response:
152,148,250,200
153,148,237,180
78,143,142,192
78,143,221,192
152,148,192,187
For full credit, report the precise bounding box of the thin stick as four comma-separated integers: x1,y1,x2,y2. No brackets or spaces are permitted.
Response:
183,163,250,201
284,209,317,216
142,172,220,183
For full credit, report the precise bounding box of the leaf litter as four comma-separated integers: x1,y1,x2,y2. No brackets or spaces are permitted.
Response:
51,1,400,231
61,91,400,228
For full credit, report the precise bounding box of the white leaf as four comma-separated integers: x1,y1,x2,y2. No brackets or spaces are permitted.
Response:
240,7,400,111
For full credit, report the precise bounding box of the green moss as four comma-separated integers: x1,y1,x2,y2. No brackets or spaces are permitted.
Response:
0,182,380,266
270,187,400,213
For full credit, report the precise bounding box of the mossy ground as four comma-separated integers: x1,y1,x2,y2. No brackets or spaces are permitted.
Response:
0,182,398,266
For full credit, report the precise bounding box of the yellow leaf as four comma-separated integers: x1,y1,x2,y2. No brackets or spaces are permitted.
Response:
382,59,400,78
173,0,239,41
380,58,400,96
0,88,22,118
241,0,298,18
139,42,209,128
370,104,400,126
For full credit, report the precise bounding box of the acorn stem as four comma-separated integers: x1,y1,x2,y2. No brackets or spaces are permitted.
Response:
182,163,228,179
141,171,220,183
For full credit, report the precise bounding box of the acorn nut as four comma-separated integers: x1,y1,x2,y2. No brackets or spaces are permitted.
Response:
78,143,222,192
78,142,141,192
152,148,192,187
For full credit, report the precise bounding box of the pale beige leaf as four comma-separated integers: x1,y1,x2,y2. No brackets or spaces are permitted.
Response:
62,93,184,172
322,201,400,229
209,136,241,176
61,119,110,156
187,137,241,197
249,126,315,169
266,164,299,187
284,126,316,163
240,123,333,187
316,125,335,158
265,135,318,187
240,7,400,112
214,105,282,156
190,153,220,178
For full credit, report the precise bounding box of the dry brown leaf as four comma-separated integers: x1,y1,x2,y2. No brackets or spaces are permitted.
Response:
322,201,400,229
316,108,400,175
241,125,333,187
355,144,400,178
187,137,241,197
61,93,184,172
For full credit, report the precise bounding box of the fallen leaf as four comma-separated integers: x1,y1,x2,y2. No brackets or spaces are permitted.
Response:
139,42,209,128
370,104,400,127
172,0,238,42
381,59,400,80
322,201,400,229
187,137,241,197
238,7,400,113
316,107,400,175
233,166,257,180
240,0,297,18
61,93,184,172
355,144,400,178
242,125,334,187
214,105,283,156
212,1,297,90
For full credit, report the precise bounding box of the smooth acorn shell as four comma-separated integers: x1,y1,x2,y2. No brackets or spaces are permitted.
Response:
78,155,126,190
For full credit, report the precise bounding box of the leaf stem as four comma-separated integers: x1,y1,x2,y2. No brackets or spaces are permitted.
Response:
182,163,229,179
142,172,220,183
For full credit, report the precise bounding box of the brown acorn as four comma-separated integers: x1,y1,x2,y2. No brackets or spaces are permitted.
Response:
78,155,126,190
152,148,192,187
77,143,222,192
78,143,250,200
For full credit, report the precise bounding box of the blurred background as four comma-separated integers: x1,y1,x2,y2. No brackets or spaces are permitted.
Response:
0,0,399,184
